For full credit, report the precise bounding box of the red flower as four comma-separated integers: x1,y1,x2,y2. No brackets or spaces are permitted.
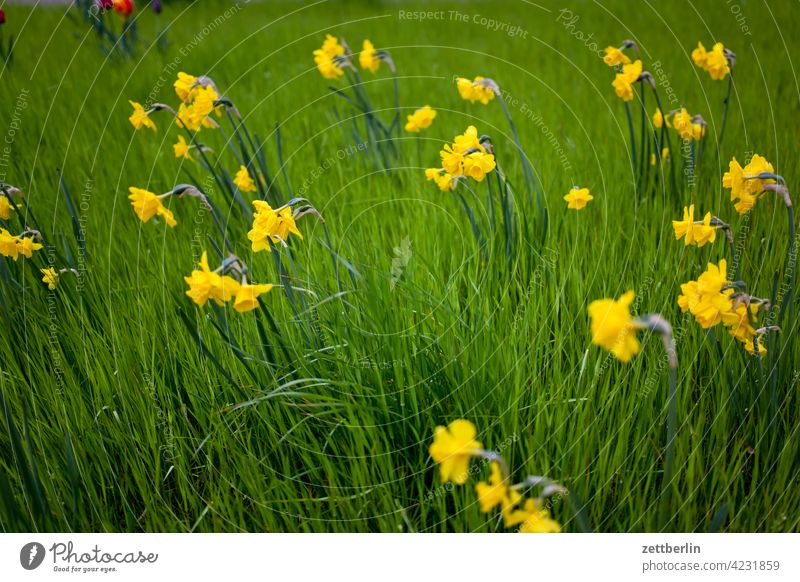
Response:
0,9,6,25
96,0,113,9
113,0,135,17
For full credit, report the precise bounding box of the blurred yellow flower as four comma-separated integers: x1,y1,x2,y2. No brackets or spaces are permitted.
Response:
41,268,59,290
313,34,345,80
234,165,257,193
475,463,508,513
174,72,198,103
0,195,15,219
428,419,482,484
233,283,274,313
128,100,156,131
425,168,455,192
16,236,43,258
671,108,694,141
456,76,495,105
518,499,562,534
603,46,630,66
173,135,192,160
612,60,642,101
0,229,20,260
588,290,640,363
693,42,730,80
128,187,177,227
359,39,380,73
563,187,593,210
404,105,436,133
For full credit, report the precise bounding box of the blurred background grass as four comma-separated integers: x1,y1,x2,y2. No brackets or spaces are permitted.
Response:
0,0,797,532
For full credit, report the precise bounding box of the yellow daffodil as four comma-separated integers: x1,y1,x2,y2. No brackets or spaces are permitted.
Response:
248,201,303,252
461,152,496,182
517,499,562,534
743,338,767,356
174,72,198,103
653,108,670,129
425,168,455,192
693,42,730,80
41,268,59,290
672,205,716,247
691,42,708,69
428,419,482,484
313,34,345,80
359,39,380,73
440,144,464,177
456,76,495,105
677,260,732,329
233,283,274,313
0,195,15,219
723,154,776,214
128,187,177,227
650,147,670,165
233,165,257,193
184,251,240,307
128,100,156,131
173,135,192,160
16,236,43,258
0,229,20,260
612,60,642,101
475,462,508,513
588,290,640,363
603,46,630,66
563,187,593,210
671,108,694,141
404,106,436,133
453,125,483,154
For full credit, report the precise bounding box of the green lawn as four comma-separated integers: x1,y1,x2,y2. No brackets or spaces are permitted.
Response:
0,0,798,533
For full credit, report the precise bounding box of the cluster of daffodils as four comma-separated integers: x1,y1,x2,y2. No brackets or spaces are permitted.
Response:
184,252,273,313
722,154,776,214
456,76,496,105
425,126,496,192
678,259,766,355
404,105,436,133
0,228,42,261
429,420,562,533
313,34,385,79
128,73,314,316
692,42,732,80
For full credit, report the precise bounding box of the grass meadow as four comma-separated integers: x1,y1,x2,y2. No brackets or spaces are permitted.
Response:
0,0,798,533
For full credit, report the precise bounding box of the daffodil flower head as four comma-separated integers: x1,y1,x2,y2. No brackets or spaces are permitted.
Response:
723,154,776,214
564,186,593,210
233,165,257,193
173,135,193,160
462,152,496,182
603,46,631,67
233,283,274,313
174,72,199,103
248,201,304,253
128,101,156,131
359,39,380,73
313,34,345,79
428,419,482,484
0,194,15,220
475,462,508,513
587,290,640,362
456,76,495,105
41,268,59,290
612,60,642,101
404,106,436,133
128,187,177,227
184,251,241,307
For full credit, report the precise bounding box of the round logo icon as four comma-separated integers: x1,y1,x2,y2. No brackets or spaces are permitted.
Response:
20,542,46,570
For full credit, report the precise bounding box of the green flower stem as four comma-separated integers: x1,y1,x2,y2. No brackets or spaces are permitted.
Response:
717,72,734,149
648,85,678,197
624,102,637,179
